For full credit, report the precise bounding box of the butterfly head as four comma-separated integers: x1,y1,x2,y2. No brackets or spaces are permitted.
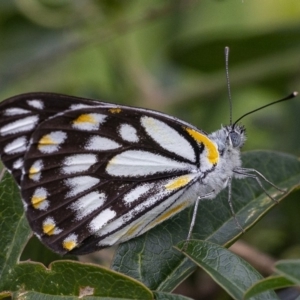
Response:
209,124,246,156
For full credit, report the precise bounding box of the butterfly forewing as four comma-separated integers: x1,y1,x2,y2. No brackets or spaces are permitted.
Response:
0,93,101,185
0,94,208,254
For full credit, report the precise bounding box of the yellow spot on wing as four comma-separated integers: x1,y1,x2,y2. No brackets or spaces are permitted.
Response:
31,195,46,209
185,128,219,164
63,240,77,251
29,167,38,174
165,175,192,191
73,114,96,124
29,167,39,179
43,223,55,236
38,134,55,146
109,108,121,114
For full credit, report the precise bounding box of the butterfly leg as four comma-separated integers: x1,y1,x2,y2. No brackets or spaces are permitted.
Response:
182,190,215,251
235,167,284,204
227,178,245,232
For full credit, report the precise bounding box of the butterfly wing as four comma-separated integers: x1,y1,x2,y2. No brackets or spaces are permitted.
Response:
0,93,101,185
0,93,216,255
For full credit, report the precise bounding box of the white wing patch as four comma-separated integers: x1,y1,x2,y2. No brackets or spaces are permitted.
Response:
85,136,121,151
31,187,49,210
38,131,67,154
62,233,78,251
27,99,44,110
123,183,154,204
28,159,43,182
3,107,31,116
119,123,139,142
106,150,194,177
61,154,97,175
13,158,24,169
4,136,27,154
70,104,94,110
89,208,116,233
0,116,39,136
72,113,107,131
69,191,107,220
42,217,62,235
65,176,100,198
141,116,195,163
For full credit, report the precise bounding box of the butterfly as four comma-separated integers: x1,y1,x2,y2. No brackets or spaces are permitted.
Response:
0,91,296,255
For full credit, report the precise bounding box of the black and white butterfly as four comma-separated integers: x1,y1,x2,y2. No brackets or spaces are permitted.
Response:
0,91,296,255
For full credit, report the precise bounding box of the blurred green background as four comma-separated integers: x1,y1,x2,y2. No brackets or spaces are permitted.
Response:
1,1,300,299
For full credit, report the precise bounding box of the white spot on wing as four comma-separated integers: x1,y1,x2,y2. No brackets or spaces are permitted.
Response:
4,136,27,154
106,150,193,177
70,104,93,110
28,159,43,181
4,107,30,116
38,131,67,154
62,233,78,251
141,116,195,163
27,99,44,110
43,217,62,235
62,154,97,174
0,116,39,136
69,191,106,220
85,136,121,151
72,113,107,131
65,176,100,198
13,158,24,169
124,183,154,204
89,208,116,233
32,187,49,210
119,123,139,142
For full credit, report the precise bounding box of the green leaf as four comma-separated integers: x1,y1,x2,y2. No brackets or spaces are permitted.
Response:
112,151,300,291
0,172,31,282
21,235,71,265
3,260,152,299
244,275,295,299
244,260,300,299
275,259,300,284
11,290,148,300
0,173,152,299
154,291,194,300
177,240,278,300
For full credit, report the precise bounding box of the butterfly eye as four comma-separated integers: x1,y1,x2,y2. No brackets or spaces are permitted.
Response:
229,131,242,148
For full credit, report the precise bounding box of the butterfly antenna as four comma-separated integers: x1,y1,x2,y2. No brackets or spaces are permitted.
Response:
233,91,298,128
225,47,233,125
